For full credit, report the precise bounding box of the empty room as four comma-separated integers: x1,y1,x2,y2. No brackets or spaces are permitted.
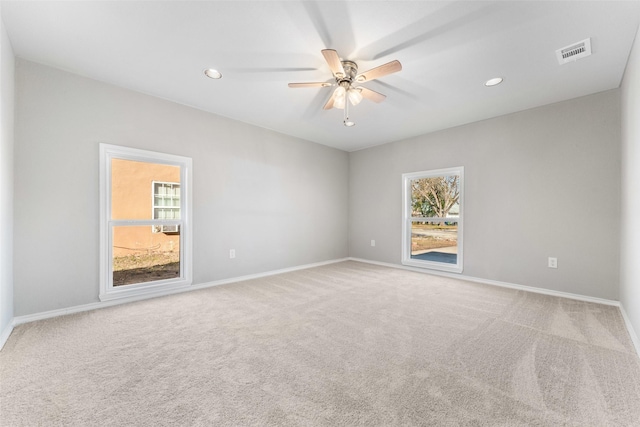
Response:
1,1,640,425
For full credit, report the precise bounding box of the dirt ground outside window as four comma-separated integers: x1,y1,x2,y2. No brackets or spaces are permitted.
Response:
112,252,180,286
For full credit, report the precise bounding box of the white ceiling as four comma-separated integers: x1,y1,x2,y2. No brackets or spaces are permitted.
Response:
2,1,639,152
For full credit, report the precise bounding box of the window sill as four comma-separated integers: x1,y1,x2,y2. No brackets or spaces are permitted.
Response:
99,279,192,302
402,259,463,274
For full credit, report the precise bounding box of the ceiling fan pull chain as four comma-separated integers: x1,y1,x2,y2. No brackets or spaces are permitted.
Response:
344,98,354,127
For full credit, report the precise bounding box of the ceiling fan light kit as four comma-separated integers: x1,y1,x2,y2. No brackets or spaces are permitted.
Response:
289,49,402,127
333,85,347,109
348,87,363,106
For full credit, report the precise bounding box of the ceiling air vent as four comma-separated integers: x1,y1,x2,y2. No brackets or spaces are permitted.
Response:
556,38,592,65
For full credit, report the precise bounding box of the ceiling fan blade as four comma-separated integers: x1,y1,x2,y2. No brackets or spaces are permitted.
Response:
321,49,346,78
288,82,332,88
356,60,402,82
358,87,387,103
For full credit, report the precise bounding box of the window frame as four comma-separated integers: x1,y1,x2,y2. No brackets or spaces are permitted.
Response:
99,143,193,301
402,166,464,274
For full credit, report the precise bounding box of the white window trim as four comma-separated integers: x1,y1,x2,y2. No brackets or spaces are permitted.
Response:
402,166,464,274
99,143,193,301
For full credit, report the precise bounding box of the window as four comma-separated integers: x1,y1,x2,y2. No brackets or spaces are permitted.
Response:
152,181,180,234
100,144,192,301
402,167,464,273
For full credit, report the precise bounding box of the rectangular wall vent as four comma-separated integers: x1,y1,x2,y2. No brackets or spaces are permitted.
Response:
556,38,592,65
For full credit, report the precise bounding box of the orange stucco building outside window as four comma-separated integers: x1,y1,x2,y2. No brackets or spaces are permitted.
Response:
111,158,181,259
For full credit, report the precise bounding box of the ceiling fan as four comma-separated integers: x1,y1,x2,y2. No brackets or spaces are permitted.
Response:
288,49,402,126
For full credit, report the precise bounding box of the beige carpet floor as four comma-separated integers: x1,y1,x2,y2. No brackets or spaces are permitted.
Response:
1,261,639,426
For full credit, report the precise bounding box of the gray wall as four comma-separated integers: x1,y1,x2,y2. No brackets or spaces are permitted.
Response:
9,54,633,318
620,24,640,342
0,10,15,336
349,90,621,300
14,59,349,316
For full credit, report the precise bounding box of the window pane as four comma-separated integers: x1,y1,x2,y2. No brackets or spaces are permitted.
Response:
410,175,460,219
112,225,180,287
410,221,458,264
111,159,180,220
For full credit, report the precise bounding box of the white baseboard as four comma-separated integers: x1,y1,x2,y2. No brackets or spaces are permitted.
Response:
348,257,620,306
13,301,109,327
0,323,14,351
11,258,350,328
619,304,640,357
189,257,350,292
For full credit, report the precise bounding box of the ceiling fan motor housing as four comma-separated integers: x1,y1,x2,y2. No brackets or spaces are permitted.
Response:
339,60,358,84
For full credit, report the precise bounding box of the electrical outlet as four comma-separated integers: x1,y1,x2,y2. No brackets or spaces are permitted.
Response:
230,249,236,259
371,240,376,247
548,257,557,269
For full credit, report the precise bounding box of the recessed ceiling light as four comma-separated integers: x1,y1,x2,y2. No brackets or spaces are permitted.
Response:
204,69,222,79
485,77,503,87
